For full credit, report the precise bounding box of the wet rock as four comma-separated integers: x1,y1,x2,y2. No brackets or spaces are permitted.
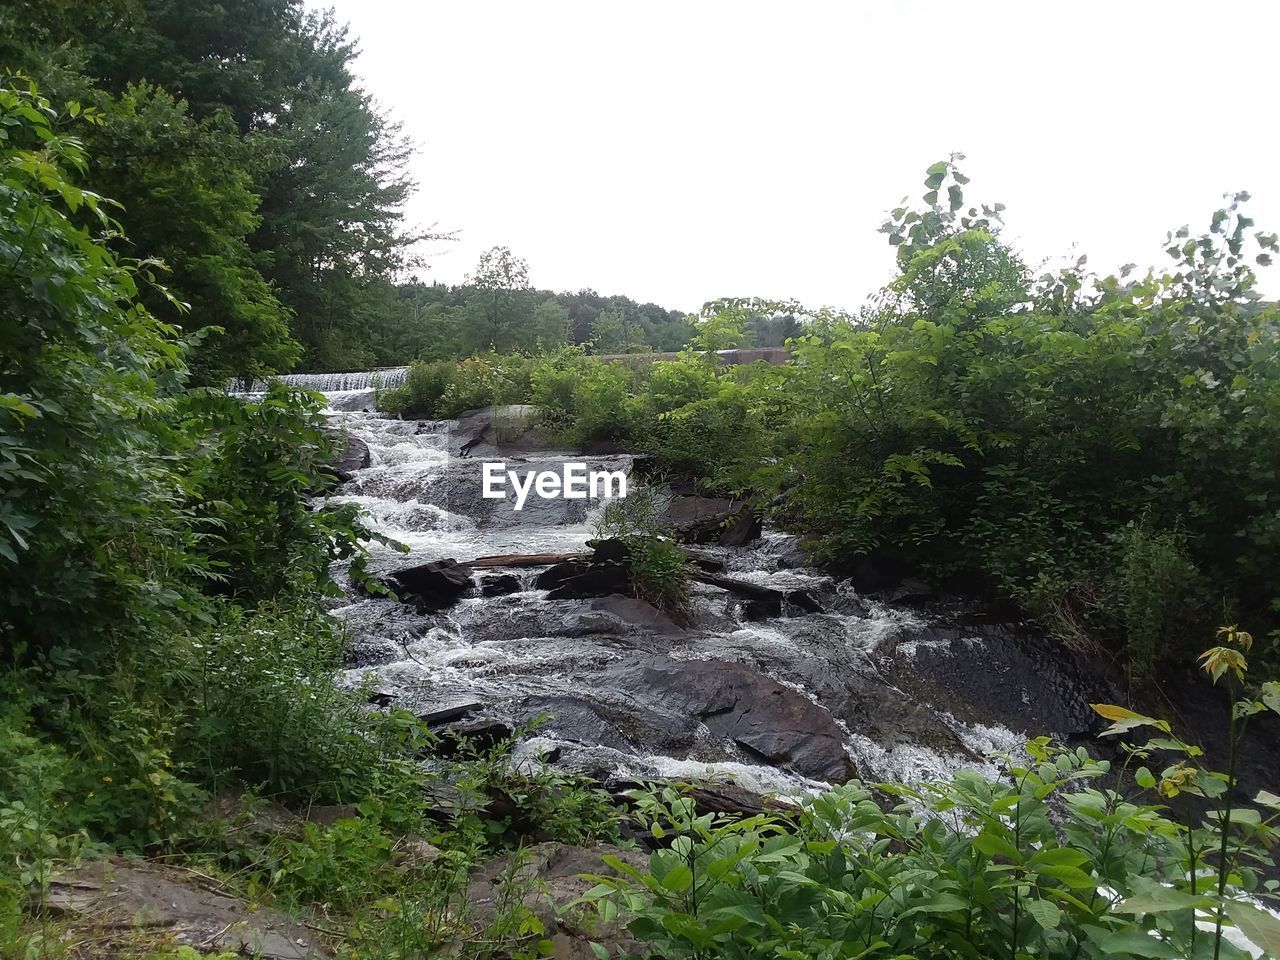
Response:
590,595,684,634
41,857,330,959
588,537,631,565
664,496,761,547
535,559,589,590
383,558,473,611
607,778,799,819
608,657,856,783
479,572,522,596
326,432,370,483
683,547,726,573
743,597,782,621
886,624,1107,739
887,576,936,604
545,564,629,600
435,717,515,756
416,698,484,726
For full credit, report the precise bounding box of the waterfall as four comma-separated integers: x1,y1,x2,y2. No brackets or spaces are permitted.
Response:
235,367,409,393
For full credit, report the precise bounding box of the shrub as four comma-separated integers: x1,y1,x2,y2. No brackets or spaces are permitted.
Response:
377,353,535,419
594,484,692,617
531,345,641,446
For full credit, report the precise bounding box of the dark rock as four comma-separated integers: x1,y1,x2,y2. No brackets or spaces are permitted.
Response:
607,657,856,783
786,590,823,614
479,573,522,596
535,560,589,590
415,698,484,726
545,564,629,600
326,432,370,483
683,548,726,574
383,558,473,611
202,793,302,844
303,803,360,826
607,778,798,819
467,842,649,959
590,595,684,634
589,537,632,565
743,598,782,621
888,576,936,604
848,546,920,595
435,717,515,756
664,496,761,547
367,689,395,707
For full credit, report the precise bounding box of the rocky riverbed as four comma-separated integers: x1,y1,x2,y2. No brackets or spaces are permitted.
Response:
315,394,1121,802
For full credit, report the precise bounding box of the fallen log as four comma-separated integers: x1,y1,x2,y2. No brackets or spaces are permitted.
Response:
464,552,584,569
689,569,821,612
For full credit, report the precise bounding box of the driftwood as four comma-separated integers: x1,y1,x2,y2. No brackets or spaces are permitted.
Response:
465,552,584,569
689,569,806,603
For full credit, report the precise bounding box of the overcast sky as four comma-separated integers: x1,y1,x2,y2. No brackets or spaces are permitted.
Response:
312,0,1279,313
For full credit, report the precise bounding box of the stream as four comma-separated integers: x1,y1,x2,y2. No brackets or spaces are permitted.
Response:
275,374,1113,801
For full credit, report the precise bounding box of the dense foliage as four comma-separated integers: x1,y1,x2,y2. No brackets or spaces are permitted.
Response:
0,0,422,377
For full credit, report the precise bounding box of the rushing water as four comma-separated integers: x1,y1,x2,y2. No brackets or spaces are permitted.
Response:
308,390,1110,797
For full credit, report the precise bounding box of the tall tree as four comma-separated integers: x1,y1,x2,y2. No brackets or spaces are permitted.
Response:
0,0,426,372
466,246,531,351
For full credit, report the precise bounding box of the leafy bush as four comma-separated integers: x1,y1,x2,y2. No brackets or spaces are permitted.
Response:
377,352,535,419
179,600,428,802
530,345,640,446
182,385,391,602
377,358,459,418
594,484,693,617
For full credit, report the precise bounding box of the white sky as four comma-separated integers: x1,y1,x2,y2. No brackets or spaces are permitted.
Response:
313,0,1279,313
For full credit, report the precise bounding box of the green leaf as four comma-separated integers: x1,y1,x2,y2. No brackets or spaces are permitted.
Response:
1225,901,1280,958
1097,929,1180,957
1116,888,1214,914
901,892,971,917
1026,898,1062,929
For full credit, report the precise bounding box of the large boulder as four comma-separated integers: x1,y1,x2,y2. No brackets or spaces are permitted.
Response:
382,558,473,611
607,657,856,783
664,495,761,547
326,432,370,483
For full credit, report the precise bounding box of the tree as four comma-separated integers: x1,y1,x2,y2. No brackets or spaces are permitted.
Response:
1,0,429,372
531,298,570,350
0,81,192,657
590,308,628,353
466,245,531,350
84,82,299,383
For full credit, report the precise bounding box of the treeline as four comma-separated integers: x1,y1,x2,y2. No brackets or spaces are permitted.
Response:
360,253,803,368
373,268,698,364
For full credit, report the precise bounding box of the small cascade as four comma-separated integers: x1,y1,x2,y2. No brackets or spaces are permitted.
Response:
235,366,409,394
